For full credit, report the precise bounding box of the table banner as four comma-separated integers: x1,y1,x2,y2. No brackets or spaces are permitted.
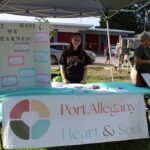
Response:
2,94,149,149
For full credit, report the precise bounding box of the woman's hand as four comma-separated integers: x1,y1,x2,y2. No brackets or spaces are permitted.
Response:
80,79,87,84
63,78,69,84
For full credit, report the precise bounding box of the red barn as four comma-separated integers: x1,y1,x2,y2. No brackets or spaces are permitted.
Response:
51,23,134,54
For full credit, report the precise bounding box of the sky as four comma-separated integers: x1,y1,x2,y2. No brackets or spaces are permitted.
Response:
0,13,100,26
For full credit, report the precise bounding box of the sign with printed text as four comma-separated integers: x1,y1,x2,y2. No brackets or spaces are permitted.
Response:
0,22,51,91
2,94,149,149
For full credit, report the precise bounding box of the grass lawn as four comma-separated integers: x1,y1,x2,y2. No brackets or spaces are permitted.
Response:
1,64,150,150
87,65,131,83
51,64,132,83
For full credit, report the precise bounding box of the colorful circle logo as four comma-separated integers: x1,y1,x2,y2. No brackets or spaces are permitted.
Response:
10,99,50,140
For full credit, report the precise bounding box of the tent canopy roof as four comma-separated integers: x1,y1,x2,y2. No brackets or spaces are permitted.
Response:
0,0,141,18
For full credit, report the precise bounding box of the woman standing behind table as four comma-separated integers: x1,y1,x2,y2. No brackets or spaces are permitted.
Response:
134,31,150,87
60,33,91,84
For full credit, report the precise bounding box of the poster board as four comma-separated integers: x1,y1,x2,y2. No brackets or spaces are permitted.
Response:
0,22,51,91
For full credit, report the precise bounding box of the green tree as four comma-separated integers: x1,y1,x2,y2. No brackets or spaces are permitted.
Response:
36,17,56,39
99,0,150,34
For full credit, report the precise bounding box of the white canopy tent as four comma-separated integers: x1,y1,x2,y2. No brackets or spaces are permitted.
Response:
0,0,142,18
0,0,144,81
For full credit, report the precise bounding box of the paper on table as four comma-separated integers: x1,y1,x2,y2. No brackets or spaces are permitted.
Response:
51,82,64,88
108,88,128,92
63,84,84,88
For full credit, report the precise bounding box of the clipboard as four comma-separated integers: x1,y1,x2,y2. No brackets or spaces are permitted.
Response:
141,73,150,88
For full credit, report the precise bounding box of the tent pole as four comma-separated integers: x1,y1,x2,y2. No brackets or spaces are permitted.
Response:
144,9,148,31
95,0,113,81
106,17,114,82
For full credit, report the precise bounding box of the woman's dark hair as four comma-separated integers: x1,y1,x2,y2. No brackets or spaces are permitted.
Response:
66,32,85,60
68,32,83,51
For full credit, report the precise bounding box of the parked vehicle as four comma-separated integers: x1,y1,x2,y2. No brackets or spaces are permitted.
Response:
125,38,140,66
119,37,141,66
50,43,69,65
110,45,116,56
129,48,135,66
85,49,96,63
50,42,96,65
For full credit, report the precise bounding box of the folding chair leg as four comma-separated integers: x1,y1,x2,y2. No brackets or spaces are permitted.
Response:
0,122,4,150
0,135,4,150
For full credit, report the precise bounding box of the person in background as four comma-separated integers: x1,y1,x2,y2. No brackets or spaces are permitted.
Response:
59,33,91,84
134,31,150,87
114,42,122,71
104,46,110,65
